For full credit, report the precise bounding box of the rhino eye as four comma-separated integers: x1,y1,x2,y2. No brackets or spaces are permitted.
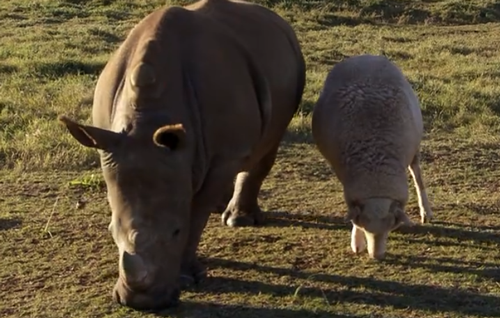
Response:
172,229,180,238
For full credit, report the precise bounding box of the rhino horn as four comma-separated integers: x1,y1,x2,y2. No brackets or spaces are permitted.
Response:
130,62,156,88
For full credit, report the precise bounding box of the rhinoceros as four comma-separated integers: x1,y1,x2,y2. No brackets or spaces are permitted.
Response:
58,0,305,311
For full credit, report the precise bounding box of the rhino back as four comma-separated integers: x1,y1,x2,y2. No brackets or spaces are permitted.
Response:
188,0,306,154
92,2,284,164
91,7,185,131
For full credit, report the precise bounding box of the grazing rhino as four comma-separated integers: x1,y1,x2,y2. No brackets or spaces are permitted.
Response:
58,0,305,311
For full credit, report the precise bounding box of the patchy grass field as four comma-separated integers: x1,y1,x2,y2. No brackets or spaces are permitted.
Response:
2,0,500,317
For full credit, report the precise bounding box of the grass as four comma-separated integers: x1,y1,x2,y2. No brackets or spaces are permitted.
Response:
2,0,500,317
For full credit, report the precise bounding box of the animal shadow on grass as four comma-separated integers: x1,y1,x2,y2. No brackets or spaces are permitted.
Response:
33,60,106,78
161,301,354,318
396,203,500,247
195,258,500,317
398,221,500,243
390,214,500,281
0,217,22,231
87,28,122,45
0,63,18,74
265,210,349,232
385,254,500,283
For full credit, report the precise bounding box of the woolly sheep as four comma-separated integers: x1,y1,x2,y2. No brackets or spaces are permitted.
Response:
311,54,433,260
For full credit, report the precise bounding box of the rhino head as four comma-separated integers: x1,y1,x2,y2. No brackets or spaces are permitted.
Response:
59,110,193,310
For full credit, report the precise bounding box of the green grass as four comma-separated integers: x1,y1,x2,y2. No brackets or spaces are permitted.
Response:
2,0,500,317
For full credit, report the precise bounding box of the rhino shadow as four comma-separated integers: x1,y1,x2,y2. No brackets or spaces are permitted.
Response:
201,258,500,317
157,300,357,318
0,217,22,231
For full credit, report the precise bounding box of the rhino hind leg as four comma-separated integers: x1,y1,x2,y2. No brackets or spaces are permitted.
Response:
222,145,279,227
180,257,207,289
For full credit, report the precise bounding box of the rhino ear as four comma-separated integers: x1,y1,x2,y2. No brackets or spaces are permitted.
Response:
153,124,186,150
58,115,121,150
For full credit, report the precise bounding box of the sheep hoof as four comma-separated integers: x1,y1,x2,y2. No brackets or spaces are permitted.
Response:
420,211,433,224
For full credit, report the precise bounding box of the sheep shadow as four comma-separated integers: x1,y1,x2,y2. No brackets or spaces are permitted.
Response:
384,254,500,282
396,219,500,246
199,258,500,317
264,210,349,232
0,217,22,231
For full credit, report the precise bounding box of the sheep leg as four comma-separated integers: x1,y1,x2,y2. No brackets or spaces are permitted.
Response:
408,153,433,224
351,224,366,254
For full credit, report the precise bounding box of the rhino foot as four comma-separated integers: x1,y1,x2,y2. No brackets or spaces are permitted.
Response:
212,186,235,214
212,201,228,214
221,205,263,227
180,259,207,289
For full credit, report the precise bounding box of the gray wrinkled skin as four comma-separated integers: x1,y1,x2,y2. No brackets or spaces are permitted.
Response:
58,0,305,311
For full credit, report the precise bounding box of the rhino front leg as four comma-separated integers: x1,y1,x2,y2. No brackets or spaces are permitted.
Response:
212,182,234,214
181,164,239,288
222,145,279,227
180,204,210,289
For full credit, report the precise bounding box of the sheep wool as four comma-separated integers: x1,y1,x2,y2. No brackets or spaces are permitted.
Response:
312,54,433,259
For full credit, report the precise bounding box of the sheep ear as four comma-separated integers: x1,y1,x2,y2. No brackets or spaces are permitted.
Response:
345,205,362,224
395,209,414,226
391,202,414,227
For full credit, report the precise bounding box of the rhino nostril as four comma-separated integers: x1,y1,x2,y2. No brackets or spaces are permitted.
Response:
172,228,180,238
121,251,148,286
113,286,122,304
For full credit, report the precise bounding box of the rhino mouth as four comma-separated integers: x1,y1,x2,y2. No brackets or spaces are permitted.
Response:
113,279,181,311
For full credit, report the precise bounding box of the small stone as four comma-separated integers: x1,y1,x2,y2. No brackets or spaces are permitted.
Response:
76,200,86,210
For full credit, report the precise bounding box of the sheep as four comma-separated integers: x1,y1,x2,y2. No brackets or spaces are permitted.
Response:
311,54,433,260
